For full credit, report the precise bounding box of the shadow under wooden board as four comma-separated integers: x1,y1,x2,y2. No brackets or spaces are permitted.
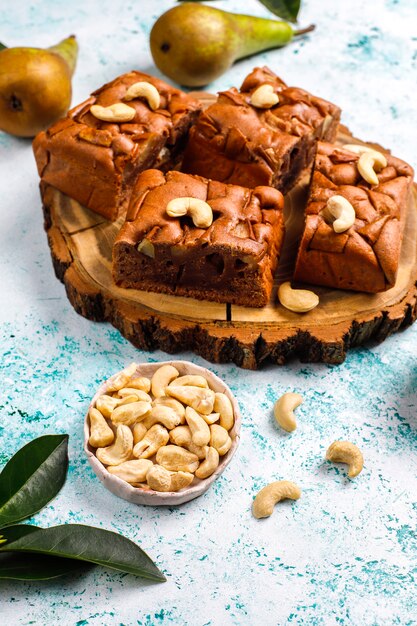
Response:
40,95,417,369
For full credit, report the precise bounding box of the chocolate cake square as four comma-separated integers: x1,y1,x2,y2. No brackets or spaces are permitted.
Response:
181,66,341,193
113,169,285,307
294,142,414,292
33,71,201,221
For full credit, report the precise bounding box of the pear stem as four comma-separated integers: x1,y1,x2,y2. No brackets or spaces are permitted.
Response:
293,24,316,37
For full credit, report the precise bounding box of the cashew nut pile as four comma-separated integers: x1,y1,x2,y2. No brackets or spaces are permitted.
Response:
88,363,235,493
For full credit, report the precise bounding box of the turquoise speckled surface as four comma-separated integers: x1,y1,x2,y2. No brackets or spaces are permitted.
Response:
0,1,416,624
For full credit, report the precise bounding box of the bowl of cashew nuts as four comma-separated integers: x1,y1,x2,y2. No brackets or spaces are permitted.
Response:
84,360,241,506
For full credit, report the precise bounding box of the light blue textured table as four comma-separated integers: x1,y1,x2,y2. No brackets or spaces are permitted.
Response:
1,1,416,624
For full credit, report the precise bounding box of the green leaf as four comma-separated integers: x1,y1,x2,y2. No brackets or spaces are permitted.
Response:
0,552,93,580
0,435,69,529
0,43,6,51
0,524,166,582
258,0,301,23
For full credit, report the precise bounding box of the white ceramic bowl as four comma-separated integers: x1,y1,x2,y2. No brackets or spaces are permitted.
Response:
84,360,241,506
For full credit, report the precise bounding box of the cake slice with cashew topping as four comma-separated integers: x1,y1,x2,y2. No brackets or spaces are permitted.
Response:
113,169,285,307
33,71,201,221
294,141,414,293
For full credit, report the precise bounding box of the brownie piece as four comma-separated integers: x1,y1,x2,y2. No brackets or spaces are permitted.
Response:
181,66,341,193
294,142,414,292
113,170,285,307
33,71,201,221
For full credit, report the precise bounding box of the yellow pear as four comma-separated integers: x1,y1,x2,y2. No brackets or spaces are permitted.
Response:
0,35,78,137
150,4,314,87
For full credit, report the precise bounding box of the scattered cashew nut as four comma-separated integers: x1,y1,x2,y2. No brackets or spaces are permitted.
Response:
107,459,153,484
132,424,169,459
195,446,219,479
151,364,179,398
166,197,213,229
96,424,133,466
167,385,215,415
278,281,319,313
322,195,356,233
123,81,160,110
326,441,364,478
252,480,301,519
156,445,199,473
250,84,279,109
90,103,136,123
274,392,303,432
88,407,114,448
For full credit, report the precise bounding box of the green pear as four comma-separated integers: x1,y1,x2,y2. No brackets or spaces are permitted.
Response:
150,3,314,87
0,35,78,137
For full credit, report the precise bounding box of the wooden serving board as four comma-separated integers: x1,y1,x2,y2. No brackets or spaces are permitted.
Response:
40,96,417,369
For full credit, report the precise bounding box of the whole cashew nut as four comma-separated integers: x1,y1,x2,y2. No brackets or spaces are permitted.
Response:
278,282,319,313
96,424,133,466
252,480,301,519
322,195,356,233
195,446,219,479
132,422,148,445
209,424,232,456
151,365,179,398
156,445,199,473
117,388,152,403
132,424,169,459
213,393,234,431
250,84,279,109
88,407,114,448
167,385,215,415
343,144,387,186
110,400,151,426
153,396,186,422
142,405,183,430
326,441,364,478
123,81,160,110
343,143,387,168
166,197,213,229
127,376,151,393
106,363,138,393
169,425,207,459
274,392,303,432
95,394,121,418
169,375,209,389
170,471,194,492
90,103,136,123
146,464,172,492
107,459,153,484
185,406,211,446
